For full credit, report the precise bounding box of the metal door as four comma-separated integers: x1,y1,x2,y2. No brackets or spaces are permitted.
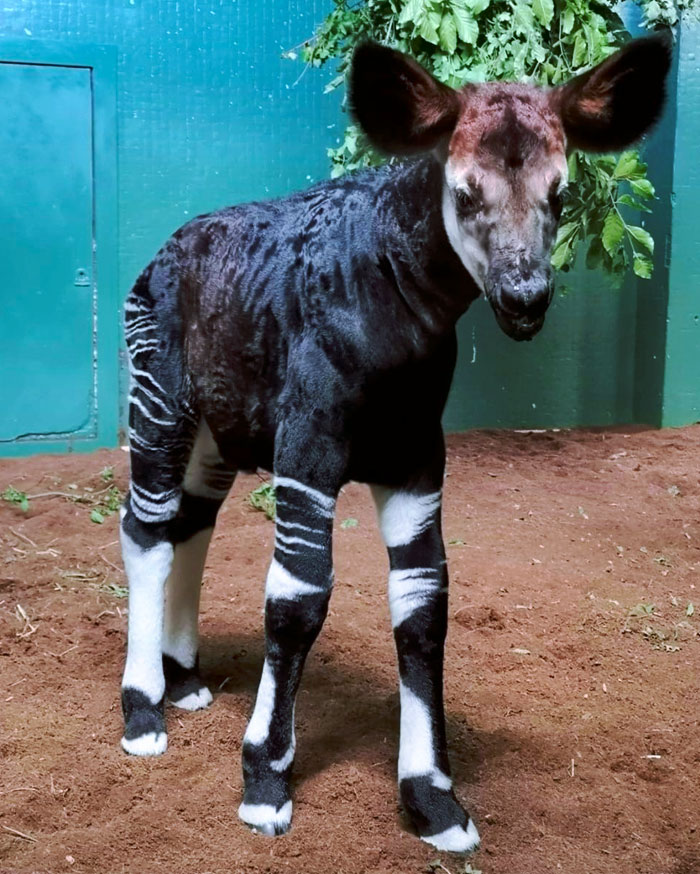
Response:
0,61,95,442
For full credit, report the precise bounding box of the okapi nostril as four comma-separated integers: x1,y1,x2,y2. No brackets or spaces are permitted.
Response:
499,285,550,318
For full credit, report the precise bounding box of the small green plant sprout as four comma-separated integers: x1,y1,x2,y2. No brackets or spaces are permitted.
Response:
687,602,695,617
2,486,30,512
448,538,465,545
340,517,358,529
90,484,124,524
249,482,276,520
100,466,115,483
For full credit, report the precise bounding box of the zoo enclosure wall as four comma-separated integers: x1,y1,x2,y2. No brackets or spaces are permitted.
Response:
0,1,698,457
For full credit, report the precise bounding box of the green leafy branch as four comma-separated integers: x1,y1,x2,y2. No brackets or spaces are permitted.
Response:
293,0,682,281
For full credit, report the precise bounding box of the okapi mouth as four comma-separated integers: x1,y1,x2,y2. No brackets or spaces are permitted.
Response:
491,308,546,342
485,279,554,342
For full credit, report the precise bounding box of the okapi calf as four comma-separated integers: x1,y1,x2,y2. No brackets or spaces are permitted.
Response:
120,36,670,850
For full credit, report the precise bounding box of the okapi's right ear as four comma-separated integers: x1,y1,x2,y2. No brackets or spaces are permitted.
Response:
349,42,460,155
552,33,672,153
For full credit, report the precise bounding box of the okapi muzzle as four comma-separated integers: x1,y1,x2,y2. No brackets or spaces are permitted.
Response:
486,258,554,342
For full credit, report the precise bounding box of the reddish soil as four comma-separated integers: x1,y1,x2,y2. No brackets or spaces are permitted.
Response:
1,427,699,874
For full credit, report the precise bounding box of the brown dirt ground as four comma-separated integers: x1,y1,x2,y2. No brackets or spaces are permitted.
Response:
1,427,699,874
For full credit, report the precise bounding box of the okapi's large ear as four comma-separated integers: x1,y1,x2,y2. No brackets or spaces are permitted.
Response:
552,34,672,153
349,42,460,155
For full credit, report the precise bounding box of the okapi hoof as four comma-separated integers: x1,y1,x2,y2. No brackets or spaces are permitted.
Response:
238,799,293,836
121,687,167,756
401,776,480,853
163,654,213,711
421,818,480,853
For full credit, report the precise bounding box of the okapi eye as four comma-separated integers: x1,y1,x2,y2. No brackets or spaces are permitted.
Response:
548,183,566,221
455,187,479,217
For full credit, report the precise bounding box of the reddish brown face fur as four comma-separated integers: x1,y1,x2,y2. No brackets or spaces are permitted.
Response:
441,83,569,339
350,36,671,341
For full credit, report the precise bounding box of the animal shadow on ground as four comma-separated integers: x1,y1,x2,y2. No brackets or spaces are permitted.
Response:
201,631,540,792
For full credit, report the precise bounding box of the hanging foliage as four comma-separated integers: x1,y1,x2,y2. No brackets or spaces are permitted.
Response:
288,0,683,281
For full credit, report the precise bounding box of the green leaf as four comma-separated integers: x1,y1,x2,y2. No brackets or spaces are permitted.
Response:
399,0,424,26
627,225,654,254
614,151,640,180
532,0,554,28
340,517,359,529
562,8,575,33
419,14,440,44
551,231,576,270
465,0,490,14
572,33,587,68
451,5,479,44
687,602,695,617
630,178,655,199
513,2,534,32
438,13,457,53
633,255,653,279
3,486,30,512
618,194,652,213
91,509,105,524
602,211,625,255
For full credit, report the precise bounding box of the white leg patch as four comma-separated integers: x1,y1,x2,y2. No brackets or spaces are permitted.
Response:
183,420,235,500
371,487,441,548
422,819,480,853
397,680,451,789
398,679,436,779
238,800,293,836
388,567,444,628
121,731,168,757
170,685,213,711
121,531,173,703
265,557,326,602
270,739,296,773
244,659,276,745
163,527,214,668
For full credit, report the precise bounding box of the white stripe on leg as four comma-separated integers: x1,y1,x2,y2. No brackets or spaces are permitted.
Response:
121,530,173,704
163,527,213,669
398,679,451,790
244,659,276,746
371,487,441,548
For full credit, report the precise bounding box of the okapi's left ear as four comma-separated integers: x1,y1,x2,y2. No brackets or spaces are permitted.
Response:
552,34,672,153
349,42,460,155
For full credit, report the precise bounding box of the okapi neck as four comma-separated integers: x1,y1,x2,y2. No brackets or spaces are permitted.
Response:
372,156,481,335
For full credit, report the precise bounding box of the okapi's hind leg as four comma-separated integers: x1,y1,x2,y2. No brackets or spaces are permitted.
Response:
120,261,234,756
121,418,235,755
163,421,237,710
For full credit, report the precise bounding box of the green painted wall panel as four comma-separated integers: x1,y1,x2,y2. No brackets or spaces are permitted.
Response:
0,2,695,448
661,15,700,427
0,62,95,441
445,271,638,431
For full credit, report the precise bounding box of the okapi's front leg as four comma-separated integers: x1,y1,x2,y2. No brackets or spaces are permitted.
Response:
372,483,480,853
239,473,337,836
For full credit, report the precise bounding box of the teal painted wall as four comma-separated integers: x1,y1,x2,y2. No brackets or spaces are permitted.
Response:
660,14,700,426
0,0,342,452
0,2,697,449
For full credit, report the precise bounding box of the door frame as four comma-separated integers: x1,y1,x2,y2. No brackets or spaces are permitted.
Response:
0,39,118,456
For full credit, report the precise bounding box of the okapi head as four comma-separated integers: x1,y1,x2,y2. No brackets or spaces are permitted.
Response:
350,36,671,341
